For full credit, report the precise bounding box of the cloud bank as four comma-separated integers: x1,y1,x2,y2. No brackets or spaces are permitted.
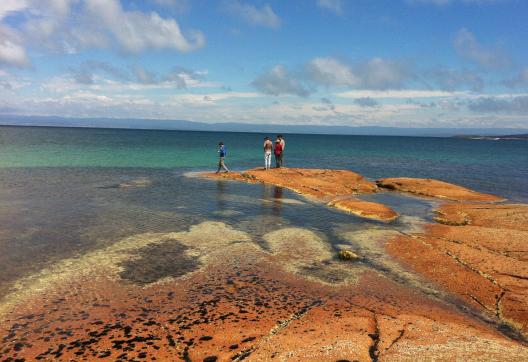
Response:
0,0,205,68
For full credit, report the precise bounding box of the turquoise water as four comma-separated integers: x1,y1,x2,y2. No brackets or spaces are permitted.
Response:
1,126,526,201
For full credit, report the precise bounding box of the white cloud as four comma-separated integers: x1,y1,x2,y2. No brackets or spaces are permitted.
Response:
356,58,410,89
316,0,343,15
17,0,78,53
0,39,30,68
0,0,206,66
223,0,281,29
0,21,31,67
42,64,219,94
453,28,511,69
337,89,468,98
63,91,113,103
428,67,484,91
252,65,311,96
170,92,260,105
467,96,528,113
307,57,361,87
307,57,411,90
0,0,29,20
43,0,73,17
85,0,205,53
0,23,30,67
253,57,412,98
354,97,379,107
0,69,31,90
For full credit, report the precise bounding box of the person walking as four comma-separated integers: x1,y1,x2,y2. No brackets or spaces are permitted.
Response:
263,137,273,170
277,134,285,167
216,141,230,173
274,139,283,168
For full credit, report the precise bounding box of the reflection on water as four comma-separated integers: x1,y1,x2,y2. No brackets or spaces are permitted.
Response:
272,186,283,217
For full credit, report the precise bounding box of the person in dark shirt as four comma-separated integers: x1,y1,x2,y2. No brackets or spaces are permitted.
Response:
216,142,229,173
277,134,285,167
274,139,283,168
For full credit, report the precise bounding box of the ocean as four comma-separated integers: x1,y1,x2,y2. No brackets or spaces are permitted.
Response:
0,125,526,299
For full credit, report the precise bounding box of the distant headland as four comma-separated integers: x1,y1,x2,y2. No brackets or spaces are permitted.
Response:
1,114,527,138
453,134,528,140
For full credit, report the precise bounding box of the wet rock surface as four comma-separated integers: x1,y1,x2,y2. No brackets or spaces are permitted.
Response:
202,168,398,221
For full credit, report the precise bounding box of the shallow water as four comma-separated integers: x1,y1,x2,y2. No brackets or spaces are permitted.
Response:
0,166,433,299
0,126,526,304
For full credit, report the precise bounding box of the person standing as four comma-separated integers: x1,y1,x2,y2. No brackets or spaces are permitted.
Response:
263,137,273,170
216,141,230,173
277,134,285,167
274,139,283,168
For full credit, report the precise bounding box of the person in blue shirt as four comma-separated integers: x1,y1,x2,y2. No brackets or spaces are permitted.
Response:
216,141,230,173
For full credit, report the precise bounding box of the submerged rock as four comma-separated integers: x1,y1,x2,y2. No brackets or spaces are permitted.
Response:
263,228,363,284
338,249,360,261
328,198,399,222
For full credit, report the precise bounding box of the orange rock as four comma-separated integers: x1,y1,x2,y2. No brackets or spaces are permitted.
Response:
201,168,400,221
376,177,505,202
2,244,526,361
202,168,378,198
435,202,528,230
328,198,399,222
386,202,528,337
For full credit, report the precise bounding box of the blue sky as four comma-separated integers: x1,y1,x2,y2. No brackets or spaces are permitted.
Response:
1,0,527,129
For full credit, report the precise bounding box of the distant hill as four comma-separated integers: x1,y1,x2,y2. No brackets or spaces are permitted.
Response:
1,114,527,138
453,134,528,140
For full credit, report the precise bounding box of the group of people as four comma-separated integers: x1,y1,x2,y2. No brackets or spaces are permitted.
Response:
263,134,285,170
215,135,286,173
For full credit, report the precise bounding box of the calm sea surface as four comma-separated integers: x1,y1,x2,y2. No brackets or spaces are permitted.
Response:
1,126,526,200
0,126,526,298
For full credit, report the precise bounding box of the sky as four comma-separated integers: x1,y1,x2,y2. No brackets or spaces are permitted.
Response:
0,0,528,129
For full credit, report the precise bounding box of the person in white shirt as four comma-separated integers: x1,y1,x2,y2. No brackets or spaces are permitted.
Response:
263,137,273,170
